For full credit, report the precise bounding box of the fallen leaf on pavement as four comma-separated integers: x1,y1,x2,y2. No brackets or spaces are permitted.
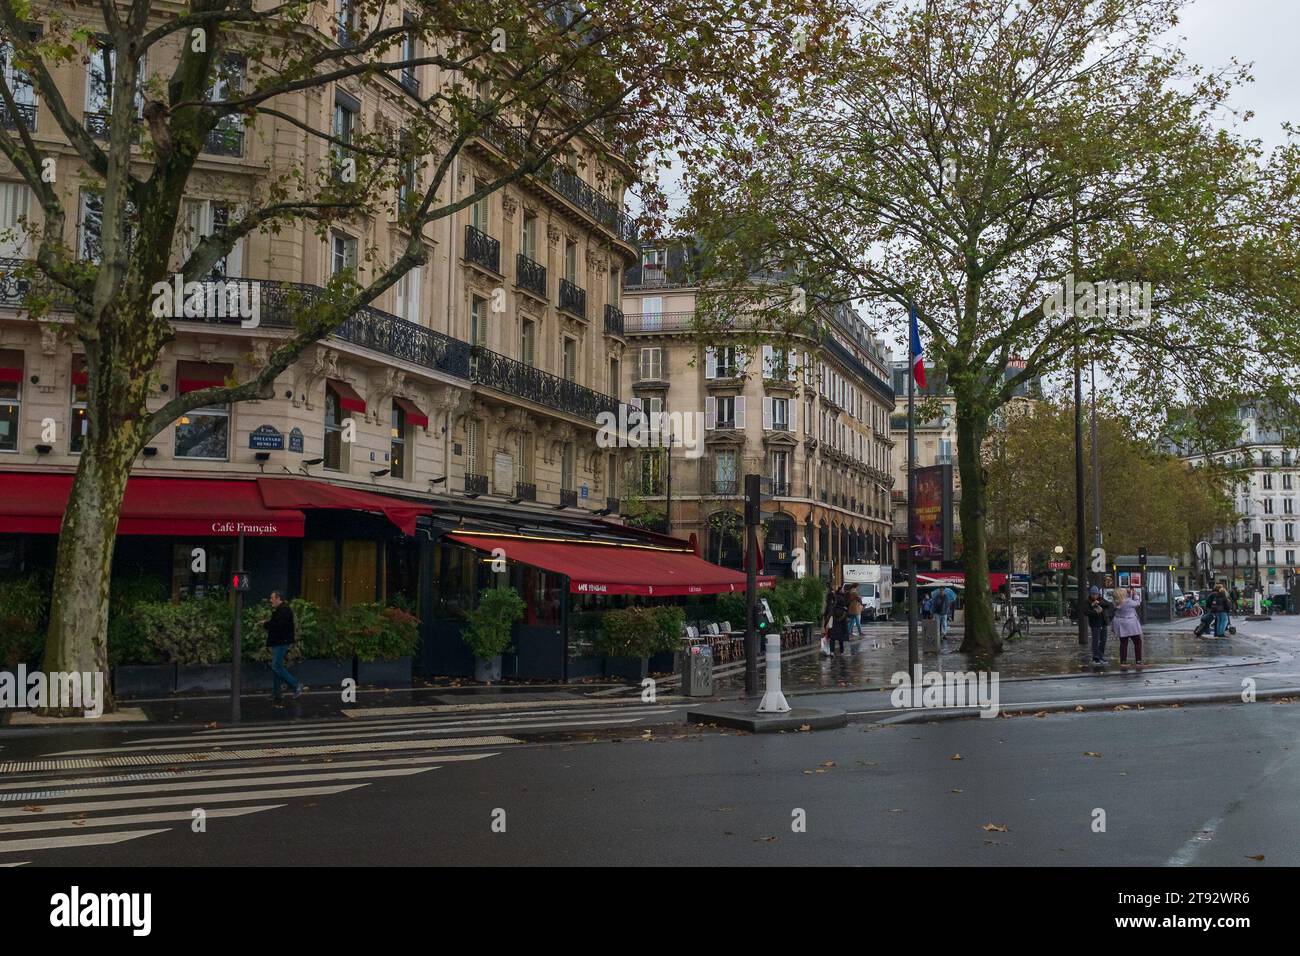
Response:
981,823,1009,832
820,761,836,768
950,789,964,793
1246,854,1265,861
950,754,963,760
798,724,811,732
1083,752,1102,758
755,836,777,843
1114,704,1131,711
1075,706,1085,712
22,805,43,813
205,722,219,729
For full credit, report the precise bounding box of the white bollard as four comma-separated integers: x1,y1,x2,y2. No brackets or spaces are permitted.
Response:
756,634,791,713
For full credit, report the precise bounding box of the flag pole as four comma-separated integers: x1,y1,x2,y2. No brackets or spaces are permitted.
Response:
907,304,919,674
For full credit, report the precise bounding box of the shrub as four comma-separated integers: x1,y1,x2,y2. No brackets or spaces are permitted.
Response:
0,575,48,669
648,605,686,654
335,602,420,661
107,576,167,668
462,587,524,660
240,599,345,663
134,597,233,666
595,606,669,658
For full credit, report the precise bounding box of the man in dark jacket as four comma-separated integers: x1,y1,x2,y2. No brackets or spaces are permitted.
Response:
825,586,849,654
263,591,305,701
1208,585,1233,637
1084,586,1114,664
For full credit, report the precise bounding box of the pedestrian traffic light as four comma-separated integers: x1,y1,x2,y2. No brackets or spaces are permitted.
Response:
231,571,251,592
1138,546,1147,566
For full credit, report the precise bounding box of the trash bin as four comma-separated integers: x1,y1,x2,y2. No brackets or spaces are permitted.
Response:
682,644,713,696
922,618,940,651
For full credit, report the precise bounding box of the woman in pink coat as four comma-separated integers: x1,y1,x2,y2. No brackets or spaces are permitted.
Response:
1111,587,1143,666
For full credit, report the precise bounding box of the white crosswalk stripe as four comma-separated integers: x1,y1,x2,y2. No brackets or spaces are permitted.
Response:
0,698,674,861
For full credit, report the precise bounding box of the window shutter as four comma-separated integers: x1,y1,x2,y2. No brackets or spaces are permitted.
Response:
0,183,30,258
762,397,773,430
791,401,798,434
704,347,717,379
705,396,716,430
734,395,746,429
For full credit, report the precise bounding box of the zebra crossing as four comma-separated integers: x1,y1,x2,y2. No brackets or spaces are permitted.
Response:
0,700,677,863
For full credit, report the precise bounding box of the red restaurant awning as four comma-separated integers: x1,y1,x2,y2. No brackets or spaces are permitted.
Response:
447,532,776,596
393,396,429,429
256,477,428,536
328,378,366,413
0,473,305,537
176,360,231,394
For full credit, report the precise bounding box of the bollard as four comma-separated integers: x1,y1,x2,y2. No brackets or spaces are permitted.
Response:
756,634,790,713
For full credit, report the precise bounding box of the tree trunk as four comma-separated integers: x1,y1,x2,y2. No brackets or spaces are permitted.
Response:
40,423,138,715
954,399,1001,656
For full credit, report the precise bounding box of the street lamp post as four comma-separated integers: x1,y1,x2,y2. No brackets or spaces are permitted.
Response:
1053,544,1065,621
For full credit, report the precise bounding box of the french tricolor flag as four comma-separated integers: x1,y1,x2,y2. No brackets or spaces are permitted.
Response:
909,303,927,388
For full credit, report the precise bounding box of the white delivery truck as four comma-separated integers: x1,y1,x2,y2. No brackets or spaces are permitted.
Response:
842,564,894,621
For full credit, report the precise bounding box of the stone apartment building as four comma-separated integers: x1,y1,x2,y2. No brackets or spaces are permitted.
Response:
619,241,896,583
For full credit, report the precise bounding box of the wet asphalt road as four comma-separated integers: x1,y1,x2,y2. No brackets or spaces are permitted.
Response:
5,697,1298,867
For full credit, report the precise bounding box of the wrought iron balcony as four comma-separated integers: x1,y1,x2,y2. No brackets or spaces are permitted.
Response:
399,70,420,96
464,224,500,273
548,167,636,244
202,121,244,157
559,278,586,318
559,488,578,509
469,345,620,421
772,481,791,496
85,111,141,143
603,303,624,336
0,102,35,131
514,481,537,502
465,473,489,496
516,253,546,298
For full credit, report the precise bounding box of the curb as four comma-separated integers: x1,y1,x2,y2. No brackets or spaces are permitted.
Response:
685,705,849,733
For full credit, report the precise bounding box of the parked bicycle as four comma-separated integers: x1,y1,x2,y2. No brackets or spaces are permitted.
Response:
1001,604,1031,641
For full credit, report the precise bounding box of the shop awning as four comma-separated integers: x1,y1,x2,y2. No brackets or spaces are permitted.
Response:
0,473,305,537
393,396,429,429
256,477,428,535
447,532,776,596
328,378,366,413
0,349,23,383
176,360,231,394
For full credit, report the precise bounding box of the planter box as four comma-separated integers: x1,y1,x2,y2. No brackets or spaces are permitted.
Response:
240,663,274,692
175,664,232,693
112,664,176,697
356,656,412,687
647,651,676,674
294,659,353,688
474,655,502,684
565,656,604,681
604,655,649,682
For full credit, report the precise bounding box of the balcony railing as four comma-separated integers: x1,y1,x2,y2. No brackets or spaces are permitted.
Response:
470,345,620,421
514,481,537,502
203,121,244,157
558,278,586,318
516,253,546,298
0,102,35,131
772,481,791,496
399,70,420,96
560,488,578,509
465,473,489,496
464,224,501,273
549,167,636,244
623,311,697,333
0,263,629,424
603,303,624,336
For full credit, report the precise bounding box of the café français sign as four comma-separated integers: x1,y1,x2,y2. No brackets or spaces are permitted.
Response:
249,424,284,451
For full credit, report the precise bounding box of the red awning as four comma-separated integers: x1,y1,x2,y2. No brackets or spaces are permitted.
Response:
329,378,366,414
0,349,22,383
0,473,305,537
71,355,88,387
393,396,429,429
256,477,428,536
176,360,231,394
447,532,776,596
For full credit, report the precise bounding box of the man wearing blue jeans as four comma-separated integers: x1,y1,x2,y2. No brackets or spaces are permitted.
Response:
263,591,305,701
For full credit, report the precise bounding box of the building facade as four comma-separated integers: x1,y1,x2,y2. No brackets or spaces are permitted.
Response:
0,4,665,677
620,241,896,583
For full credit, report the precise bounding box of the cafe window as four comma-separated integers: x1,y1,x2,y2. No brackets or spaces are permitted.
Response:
342,539,379,607
0,348,21,452
390,402,407,480
70,356,89,453
174,361,231,460
301,540,335,608
172,541,233,600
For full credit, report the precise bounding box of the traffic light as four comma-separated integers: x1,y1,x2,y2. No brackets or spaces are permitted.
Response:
744,474,762,525
231,571,251,592
1138,546,1147,566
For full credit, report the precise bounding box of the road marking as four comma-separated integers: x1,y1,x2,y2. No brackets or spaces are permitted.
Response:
0,805,281,835
0,783,368,819
1168,816,1223,866
0,829,171,854
0,736,519,774
45,719,638,758
0,766,434,803
340,697,683,717
0,752,495,791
